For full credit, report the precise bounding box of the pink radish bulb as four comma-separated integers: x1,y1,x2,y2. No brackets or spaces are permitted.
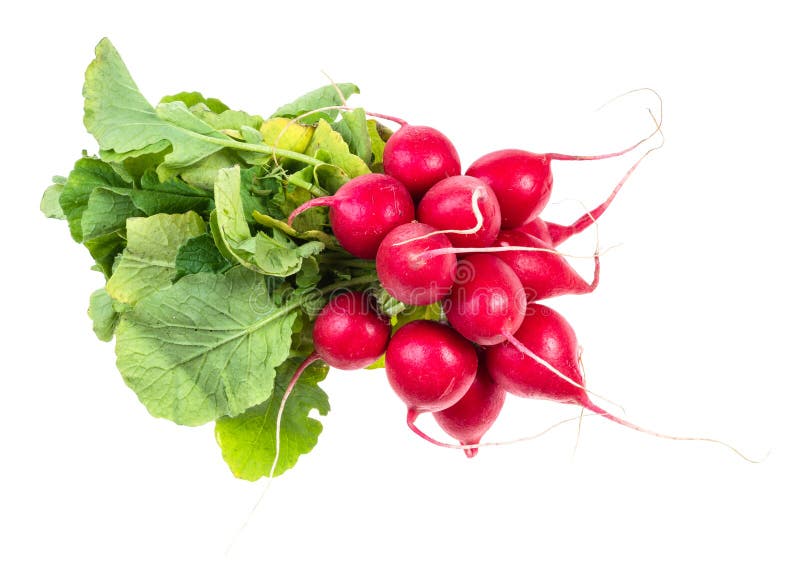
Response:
485,303,756,463
486,303,585,402
383,125,462,200
466,149,553,229
482,302,755,454
288,173,414,259
376,221,457,306
385,320,478,422
432,365,506,458
483,303,729,449
416,175,501,248
444,254,526,346
268,291,391,481
312,291,391,370
493,229,599,301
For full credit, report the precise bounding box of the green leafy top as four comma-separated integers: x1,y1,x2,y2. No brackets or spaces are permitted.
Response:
42,36,392,481
83,38,326,180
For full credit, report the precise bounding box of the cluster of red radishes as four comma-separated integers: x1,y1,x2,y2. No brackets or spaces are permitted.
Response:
289,121,648,457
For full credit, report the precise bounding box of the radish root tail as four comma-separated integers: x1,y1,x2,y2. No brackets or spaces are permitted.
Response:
545,87,663,162
580,399,766,464
406,412,597,454
501,329,626,412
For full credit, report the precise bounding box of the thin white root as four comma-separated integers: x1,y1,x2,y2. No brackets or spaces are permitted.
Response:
321,70,347,105
393,187,486,247
411,413,600,451
463,413,599,449
572,407,586,459
225,353,320,556
502,329,627,413
421,244,617,261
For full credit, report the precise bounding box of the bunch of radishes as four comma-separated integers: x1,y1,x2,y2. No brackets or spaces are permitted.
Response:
286,119,657,457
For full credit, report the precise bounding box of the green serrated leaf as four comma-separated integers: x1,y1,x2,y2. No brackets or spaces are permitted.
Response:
84,40,323,178
133,170,214,216
215,355,330,480
115,267,299,426
271,83,359,124
105,211,206,305
334,108,371,163
85,232,127,278
208,210,238,264
174,233,232,280
189,105,264,133
254,230,325,276
41,176,66,219
178,150,238,191
238,165,279,226
88,288,120,342
367,119,389,172
305,119,370,182
81,187,144,241
59,157,130,242
215,166,324,276
160,91,229,114
84,39,226,173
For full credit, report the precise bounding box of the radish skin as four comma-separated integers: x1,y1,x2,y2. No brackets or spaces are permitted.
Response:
383,125,461,200
376,222,457,306
444,254,526,346
432,365,506,458
385,320,478,422
288,173,414,259
493,229,599,301
416,175,501,248
312,291,392,370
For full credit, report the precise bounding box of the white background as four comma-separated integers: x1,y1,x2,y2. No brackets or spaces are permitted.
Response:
2,1,798,573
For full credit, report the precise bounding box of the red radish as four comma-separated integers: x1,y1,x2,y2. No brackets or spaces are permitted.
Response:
466,149,554,229
288,173,414,259
312,291,392,370
383,125,461,200
486,303,585,402
444,254,526,346
493,229,599,301
416,175,501,248
466,135,656,230
485,303,757,460
376,221,457,305
431,365,506,458
270,291,391,479
385,320,478,423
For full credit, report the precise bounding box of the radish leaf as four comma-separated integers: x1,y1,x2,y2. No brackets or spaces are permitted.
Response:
271,83,359,124
88,288,119,342
115,267,298,426
215,356,330,480
214,166,324,276
105,212,206,305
